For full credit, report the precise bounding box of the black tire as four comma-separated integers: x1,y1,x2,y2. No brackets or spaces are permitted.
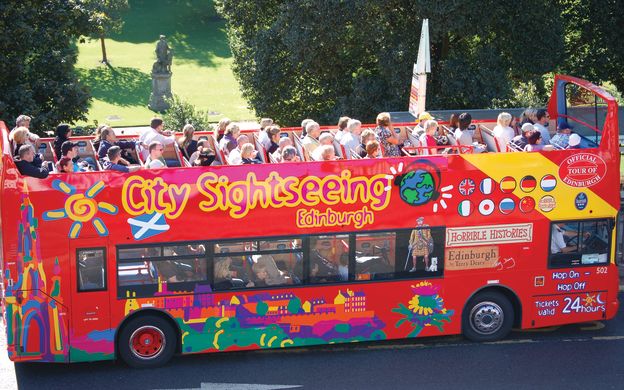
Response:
462,291,514,342
118,314,177,368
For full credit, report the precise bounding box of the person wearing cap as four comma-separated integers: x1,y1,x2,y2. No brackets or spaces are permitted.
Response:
14,144,49,179
311,132,335,161
533,109,551,145
59,140,90,172
508,123,535,151
412,112,434,137
567,134,582,149
550,122,573,149
9,115,39,145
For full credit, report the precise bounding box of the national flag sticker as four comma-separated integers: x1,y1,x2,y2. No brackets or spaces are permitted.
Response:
478,199,495,216
128,212,170,240
499,176,516,193
520,175,537,193
519,196,535,213
479,178,494,195
499,198,515,214
458,178,476,196
540,174,557,192
458,200,474,217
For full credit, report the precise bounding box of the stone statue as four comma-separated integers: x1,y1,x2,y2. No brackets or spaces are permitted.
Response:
152,35,173,74
149,35,173,111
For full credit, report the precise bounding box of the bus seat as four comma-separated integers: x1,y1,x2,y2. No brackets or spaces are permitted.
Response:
479,125,500,152
162,143,182,167
252,133,267,163
36,140,56,163
75,140,99,170
332,139,346,159
293,135,309,161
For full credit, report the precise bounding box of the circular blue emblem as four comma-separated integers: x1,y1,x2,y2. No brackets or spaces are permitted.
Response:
574,192,588,210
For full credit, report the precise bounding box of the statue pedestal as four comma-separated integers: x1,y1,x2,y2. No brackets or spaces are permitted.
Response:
149,72,173,111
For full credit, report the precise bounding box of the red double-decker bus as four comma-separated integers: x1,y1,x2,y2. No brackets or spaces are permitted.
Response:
0,75,620,367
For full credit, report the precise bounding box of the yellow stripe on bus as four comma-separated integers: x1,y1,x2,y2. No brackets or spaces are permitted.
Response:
462,153,617,220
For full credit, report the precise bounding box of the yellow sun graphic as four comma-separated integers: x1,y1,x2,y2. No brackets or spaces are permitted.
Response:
43,179,118,238
408,295,434,316
582,294,597,306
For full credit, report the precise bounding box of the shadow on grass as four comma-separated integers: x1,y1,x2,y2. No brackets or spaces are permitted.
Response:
77,66,151,107
111,0,231,67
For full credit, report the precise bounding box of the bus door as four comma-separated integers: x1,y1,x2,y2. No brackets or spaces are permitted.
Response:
69,239,111,358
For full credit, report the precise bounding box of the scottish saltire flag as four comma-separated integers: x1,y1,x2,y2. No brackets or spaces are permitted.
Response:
540,174,557,192
458,200,473,217
479,178,493,194
499,198,515,214
128,212,170,240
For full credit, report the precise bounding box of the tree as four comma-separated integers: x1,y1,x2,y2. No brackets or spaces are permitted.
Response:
0,1,93,133
80,0,129,64
216,0,565,125
558,0,624,94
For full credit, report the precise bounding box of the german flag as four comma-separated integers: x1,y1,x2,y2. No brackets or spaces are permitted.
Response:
499,176,516,193
520,176,537,192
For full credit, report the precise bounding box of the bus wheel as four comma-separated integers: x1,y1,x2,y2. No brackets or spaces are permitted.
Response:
462,291,514,342
118,314,177,368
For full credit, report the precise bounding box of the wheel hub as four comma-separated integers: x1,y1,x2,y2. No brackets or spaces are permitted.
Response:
130,326,165,360
470,301,504,335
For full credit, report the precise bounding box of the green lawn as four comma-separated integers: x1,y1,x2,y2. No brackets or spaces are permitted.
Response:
76,0,254,127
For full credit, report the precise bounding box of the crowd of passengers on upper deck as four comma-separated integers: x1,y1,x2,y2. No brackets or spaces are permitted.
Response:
7,107,587,179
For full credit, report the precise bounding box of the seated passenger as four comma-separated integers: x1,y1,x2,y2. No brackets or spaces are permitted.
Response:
419,120,438,155
213,257,247,289
219,123,240,155
454,113,474,148
334,116,350,143
493,112,515,151
250,263,269,287
98,126,136,161
138,118,175,148
311,132,334,160
9,115,39,145
257,118,274,150
241,143,262,164
509,123,535,151
188,139,209,163
338,255,349,281
300,118,314,137
523,131,544,152
550,122,573,149
271,137,293,162
533,109,551,145
176,124,198,160
412,111,433,137
302,121,321,159
316,144,336,161
227,134,254,165
57,156,74,173
53,123,72,160
309,237,339,282
60,141,90,172
357,129,377,158
193,149,216,167
14,145,49,179
144,141,166,169
10,127,30,157
103,146,141,172
340,119,362,158
280,145,300,163
567,134,582,149
364,140,381,159
265,126,281,154
375,112,401,157
214,117,231,141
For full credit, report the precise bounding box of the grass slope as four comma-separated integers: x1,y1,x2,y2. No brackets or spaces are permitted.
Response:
76,0,254,127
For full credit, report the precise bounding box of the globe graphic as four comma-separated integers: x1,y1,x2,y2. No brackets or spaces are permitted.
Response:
399,169,435,206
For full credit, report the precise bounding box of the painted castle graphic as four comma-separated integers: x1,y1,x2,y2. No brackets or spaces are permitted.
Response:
4,188,68,362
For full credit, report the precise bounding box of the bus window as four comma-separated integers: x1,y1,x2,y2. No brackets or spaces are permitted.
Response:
213,256,251,290
118,246,161,260
77,248,106,292
355,232,395,280
308,235,348,283
163,244,206,257
549,219,611,267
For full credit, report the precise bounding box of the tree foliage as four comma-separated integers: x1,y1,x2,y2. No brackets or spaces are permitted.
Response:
0,1,99,134
162,95,214,131
79,0,129,63
216,0,565,125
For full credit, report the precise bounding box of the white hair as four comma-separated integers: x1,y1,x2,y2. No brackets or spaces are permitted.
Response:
497,112,512,127
306,121,320,133
346,119,361,132
425,119,438,130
